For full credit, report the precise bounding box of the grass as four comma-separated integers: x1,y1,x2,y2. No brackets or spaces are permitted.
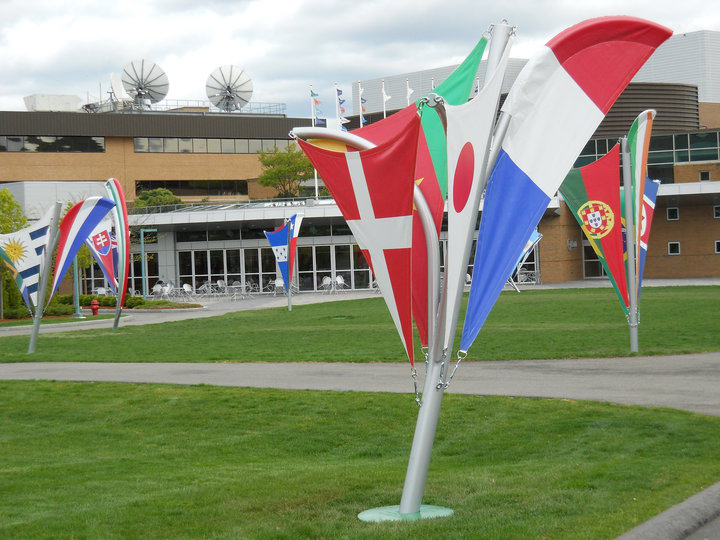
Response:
0,286,717,363
1,381,719,539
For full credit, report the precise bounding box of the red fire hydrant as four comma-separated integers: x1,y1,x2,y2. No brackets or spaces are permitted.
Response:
90,299,100,316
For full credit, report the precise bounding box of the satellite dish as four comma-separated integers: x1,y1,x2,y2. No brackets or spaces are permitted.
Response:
121,59,169,107
206,65,253,112
109,73,127,101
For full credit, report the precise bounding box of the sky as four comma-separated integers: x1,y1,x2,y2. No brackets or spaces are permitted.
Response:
1,0,719,118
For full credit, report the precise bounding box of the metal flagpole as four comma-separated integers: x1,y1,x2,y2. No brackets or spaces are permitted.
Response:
287,219,293,312
72,256,85,318
622,136,640,352
28,201,62,354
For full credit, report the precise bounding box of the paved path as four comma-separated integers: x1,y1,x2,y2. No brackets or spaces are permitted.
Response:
1,352,718,416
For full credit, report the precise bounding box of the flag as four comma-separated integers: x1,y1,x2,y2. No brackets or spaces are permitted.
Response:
0,206,55,312
560,144,629,312
105,178,131,306
349,35,488,347
288,213,303,283
406,79,414,105
515,230,542,269
50,197,116,300
310,90,319,98
459,16,672,353
265,221,291,292
297,114,421,364
442,36,512,350
627,109,656,280
85,222,118,294
381,82,391,102
637,179,660,298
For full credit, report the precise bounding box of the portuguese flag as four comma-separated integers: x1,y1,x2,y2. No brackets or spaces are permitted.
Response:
560,144,629,313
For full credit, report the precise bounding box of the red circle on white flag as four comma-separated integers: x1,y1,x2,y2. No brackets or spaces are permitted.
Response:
453,142,474,213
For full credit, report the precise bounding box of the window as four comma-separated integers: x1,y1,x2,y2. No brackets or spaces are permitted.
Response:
700,171,711,181
667,207,679,221
716,241,720,254
668,242,681,255
715,205,720,219
176,230,208,243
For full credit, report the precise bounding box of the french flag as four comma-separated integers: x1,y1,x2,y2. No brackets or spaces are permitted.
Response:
460,16,672,352
50,197,116,299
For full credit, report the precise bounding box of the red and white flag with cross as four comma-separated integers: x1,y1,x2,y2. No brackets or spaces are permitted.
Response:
297,116,421,364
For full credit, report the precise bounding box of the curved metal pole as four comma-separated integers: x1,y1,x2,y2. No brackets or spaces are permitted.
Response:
622,137,639,352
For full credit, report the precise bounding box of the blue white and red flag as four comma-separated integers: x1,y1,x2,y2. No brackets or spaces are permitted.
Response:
287,214,303,283
459,16,672,353
637,179,660,298
85,221,118,293
50,197,115,300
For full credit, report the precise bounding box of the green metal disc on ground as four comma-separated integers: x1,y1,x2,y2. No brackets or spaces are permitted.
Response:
357,505,453,522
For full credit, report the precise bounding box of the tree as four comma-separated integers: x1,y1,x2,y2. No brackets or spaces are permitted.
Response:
257,145,315,198
134,188,182,208
0,189,28,319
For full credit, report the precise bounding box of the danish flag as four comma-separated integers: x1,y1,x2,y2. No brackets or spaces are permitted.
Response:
297,115,421,364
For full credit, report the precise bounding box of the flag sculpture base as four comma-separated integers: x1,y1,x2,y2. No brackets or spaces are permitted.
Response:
358,504,453,522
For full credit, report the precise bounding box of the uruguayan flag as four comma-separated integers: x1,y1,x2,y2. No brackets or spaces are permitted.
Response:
0,206,54,311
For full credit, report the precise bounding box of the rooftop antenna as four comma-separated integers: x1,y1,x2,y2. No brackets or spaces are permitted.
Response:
206,65,253,112
121,59,169,109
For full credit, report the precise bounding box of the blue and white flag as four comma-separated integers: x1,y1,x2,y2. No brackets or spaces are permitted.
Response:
0,206,55,311
264,221,291,292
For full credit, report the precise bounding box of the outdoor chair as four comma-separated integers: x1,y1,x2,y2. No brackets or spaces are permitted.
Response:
320,275,333,293
151,283,163,298
182,283,195,301
229,280,245,301
335,275,350,292
273,277,285,296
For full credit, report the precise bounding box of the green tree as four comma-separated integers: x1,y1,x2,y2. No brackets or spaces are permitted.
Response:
0,189,28,319
134,188,182,208
257,145,315,198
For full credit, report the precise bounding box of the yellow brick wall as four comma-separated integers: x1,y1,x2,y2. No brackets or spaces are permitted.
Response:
0,137,275,200
537,203,585,283
673,163,720,183
699,102,720,129
645,204,720,278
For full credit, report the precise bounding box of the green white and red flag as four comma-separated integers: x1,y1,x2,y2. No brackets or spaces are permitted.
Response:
560,144,630,312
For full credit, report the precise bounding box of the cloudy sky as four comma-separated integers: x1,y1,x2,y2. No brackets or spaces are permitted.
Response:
1,0,717,117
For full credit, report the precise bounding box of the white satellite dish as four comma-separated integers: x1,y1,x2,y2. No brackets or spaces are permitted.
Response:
109,73,127,101
206,65,253,112
121,59,169,107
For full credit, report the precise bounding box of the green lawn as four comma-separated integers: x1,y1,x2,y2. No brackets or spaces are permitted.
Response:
1,381,719,539
0,314,116,327
0,286,717,362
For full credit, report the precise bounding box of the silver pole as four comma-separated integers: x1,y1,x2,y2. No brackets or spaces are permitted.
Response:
72,256,84,318
621,137,639,352
398,186,444,516
28,202,62,354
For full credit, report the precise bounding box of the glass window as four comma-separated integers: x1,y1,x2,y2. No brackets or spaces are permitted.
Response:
335,245,351,269
668,242,680,255
596,139,607,155
207,139,221,153
298,246,313,272
315,246,331,270
690,148,718,162
674,134,688,149
178,251,192,275
241,221,270,239
716,240,720,254
148,138,163,152
261,248,276,274
666,207,679,221
194,251,208,274
208,228,240,241
302,218,331,237
262,140,277,152
689,132,718,149
649,135,673,151
193,138,207,153
248,139,262,153
226,250,241,274
6,136,24,152
332,220,352,236
700,171,711,181
176,230,208,243
715,205,720,219
179,138,193,153
674,150,689,163
221,139,235,153
244,249,259,273
352,245,369,269
648,165,674,184
235,139,249,153
579,140,595,156
0,136,7,151
648,151,673,164
164,138,179,152
210,250,224,275
275,139,291,151
573,156,596,167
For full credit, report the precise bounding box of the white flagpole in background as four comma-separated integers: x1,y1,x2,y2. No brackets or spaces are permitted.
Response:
381,79,390,119
310,85,319,200
406,78,413,106
358,82,364,129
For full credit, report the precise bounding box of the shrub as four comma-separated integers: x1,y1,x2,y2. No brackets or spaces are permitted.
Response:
99,296,117,307
79,294,94,306
4,306,31,319
55,295,73,305
44,303,74,316
124,297,145,309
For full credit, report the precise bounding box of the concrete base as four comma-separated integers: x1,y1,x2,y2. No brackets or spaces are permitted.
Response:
358,504,453,522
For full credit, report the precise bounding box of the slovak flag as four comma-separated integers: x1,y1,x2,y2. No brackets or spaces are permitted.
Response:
85,221,118,293
459,16,672,353
50,197,116,300
297,115,421,365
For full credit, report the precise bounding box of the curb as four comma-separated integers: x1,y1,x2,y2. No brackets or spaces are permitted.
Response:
616,482,720,539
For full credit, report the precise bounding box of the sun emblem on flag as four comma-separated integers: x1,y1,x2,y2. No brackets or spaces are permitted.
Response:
577,201,614,239
2,239,27,264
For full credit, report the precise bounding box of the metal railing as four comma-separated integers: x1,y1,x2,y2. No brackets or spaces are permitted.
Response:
128,196,335,215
